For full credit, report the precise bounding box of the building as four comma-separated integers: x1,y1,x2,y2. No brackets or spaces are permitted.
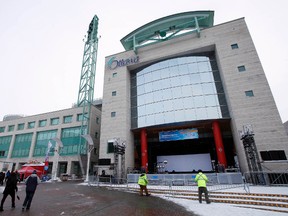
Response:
284,121,288,136
99,11,288,175
0,104,101,177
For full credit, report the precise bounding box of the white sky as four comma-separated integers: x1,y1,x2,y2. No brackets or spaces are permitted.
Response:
0,0,287,123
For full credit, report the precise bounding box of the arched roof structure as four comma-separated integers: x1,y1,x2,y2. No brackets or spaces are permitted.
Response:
120,11,214,52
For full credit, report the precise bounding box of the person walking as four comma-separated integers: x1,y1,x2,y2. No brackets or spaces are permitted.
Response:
0,171,18,211
138,173,150,196
22,170,40,211
194,169,211,204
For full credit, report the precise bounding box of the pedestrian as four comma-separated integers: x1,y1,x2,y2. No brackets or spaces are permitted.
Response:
0,171,18,211
138,173,150,196
22,170,40,211
0,172,4,186
5,170,10,182
194,169,211,204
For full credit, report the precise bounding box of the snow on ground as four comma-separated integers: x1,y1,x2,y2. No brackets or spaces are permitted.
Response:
155,186,288,216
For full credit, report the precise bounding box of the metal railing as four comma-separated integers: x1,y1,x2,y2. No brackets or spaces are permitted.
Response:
244,171,288,186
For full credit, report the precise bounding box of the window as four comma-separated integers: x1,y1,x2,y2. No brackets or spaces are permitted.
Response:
238,65,246,72
245,90,254,97
107,141,114,153
17,123,25,130
28,121,35,129
39,120,47,127
51,118,59,125
95,132,98,139
96,117,100,124
112,91,117,96
260,150,287,161
0,127,5,133
8,125,15,132
112,72,117,77
63,115,73,123
77,113,88,121
231,43,239,49
111,112,116,117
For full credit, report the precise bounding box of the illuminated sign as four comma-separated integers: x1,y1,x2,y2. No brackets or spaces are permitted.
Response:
107,56,139,70
159,128,199,142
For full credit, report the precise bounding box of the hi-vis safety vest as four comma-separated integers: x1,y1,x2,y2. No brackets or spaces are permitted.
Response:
138,173,148,186
195,172,208,187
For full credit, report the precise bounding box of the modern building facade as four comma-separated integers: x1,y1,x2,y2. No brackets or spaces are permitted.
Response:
0,105,101,177
99,11,288,175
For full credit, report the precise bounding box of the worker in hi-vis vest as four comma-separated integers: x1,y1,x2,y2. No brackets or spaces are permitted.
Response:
138,173,151,196
194,169,211,204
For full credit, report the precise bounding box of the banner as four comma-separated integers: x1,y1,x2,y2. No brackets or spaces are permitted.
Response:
44,141,53,171
159,128,199,142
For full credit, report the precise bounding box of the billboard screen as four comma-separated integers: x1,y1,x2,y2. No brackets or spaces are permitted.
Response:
159,128,199,142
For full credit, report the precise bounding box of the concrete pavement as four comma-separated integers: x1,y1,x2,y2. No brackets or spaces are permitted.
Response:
0,180,196,216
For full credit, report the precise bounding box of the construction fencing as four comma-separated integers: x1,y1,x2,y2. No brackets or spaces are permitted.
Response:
244,171,288,186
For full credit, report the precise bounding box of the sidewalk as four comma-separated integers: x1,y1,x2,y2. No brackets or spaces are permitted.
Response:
0,180,196,216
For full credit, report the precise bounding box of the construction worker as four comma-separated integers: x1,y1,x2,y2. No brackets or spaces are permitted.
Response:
138,173,150,196
194,169,211,204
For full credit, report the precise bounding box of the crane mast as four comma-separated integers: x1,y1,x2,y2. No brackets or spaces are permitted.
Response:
77,15,99,154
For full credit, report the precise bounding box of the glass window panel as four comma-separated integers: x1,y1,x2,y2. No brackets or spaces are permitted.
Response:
180,74,191,85
144,72,153,83
173,98,184,110
137,85,145,95
178,64,188,75
153,80,162,91
137,75,145,85
174,110,186,122
161,68,170,79
206,107,221,119
144,82,153,93
204,95,218,106
146,115,154,126
138,105,145,116
172,86,182,98
194,96,205,108
190,73,201,84
198,62,210,72
154,102,164,113
196,108,208,120
183,97,194,109
152,70,161,81
163,100,173,111
188,63,198,73
245,90,254,97
202,83,216,94
154,113,164,125
192,84,203,95
162,89,172,100
138,96,145,106
145,92,154,104
138,116,146,128
164,111,175,123
185,109,197,120
153,90,163,102
200,72,213,82
181,86,192,97
170,76,181,88
146,104,154,115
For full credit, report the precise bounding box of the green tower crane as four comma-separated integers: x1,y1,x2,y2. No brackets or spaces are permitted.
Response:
77,15,99,153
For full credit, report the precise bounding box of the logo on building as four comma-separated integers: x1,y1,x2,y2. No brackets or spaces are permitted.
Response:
107,56,139,70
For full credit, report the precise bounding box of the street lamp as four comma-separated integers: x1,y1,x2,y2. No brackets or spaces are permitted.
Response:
81,134,94,182
51,137,63,181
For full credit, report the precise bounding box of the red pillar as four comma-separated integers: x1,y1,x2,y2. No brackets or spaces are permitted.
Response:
140,128,148,172
212,121,227,168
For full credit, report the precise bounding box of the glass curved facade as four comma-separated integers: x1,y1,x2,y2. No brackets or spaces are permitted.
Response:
131,53,229,128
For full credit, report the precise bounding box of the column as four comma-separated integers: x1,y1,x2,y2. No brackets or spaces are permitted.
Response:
212,121,227,168
140,128,148,172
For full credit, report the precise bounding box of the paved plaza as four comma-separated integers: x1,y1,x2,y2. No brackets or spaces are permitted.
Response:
0,180,195,216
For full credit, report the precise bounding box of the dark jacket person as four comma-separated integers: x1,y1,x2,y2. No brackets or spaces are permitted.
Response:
0,172,18,211
22,170,40,210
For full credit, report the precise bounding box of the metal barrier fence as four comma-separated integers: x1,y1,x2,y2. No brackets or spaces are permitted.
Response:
244,171,288,186
87,172,250,193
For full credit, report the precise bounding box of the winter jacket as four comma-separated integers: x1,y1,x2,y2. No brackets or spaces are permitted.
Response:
138,173,148,186
195,172,208,187
25,173,40,192
3,173,18,194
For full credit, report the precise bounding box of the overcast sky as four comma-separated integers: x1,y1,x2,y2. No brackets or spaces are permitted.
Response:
0,0,287,123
